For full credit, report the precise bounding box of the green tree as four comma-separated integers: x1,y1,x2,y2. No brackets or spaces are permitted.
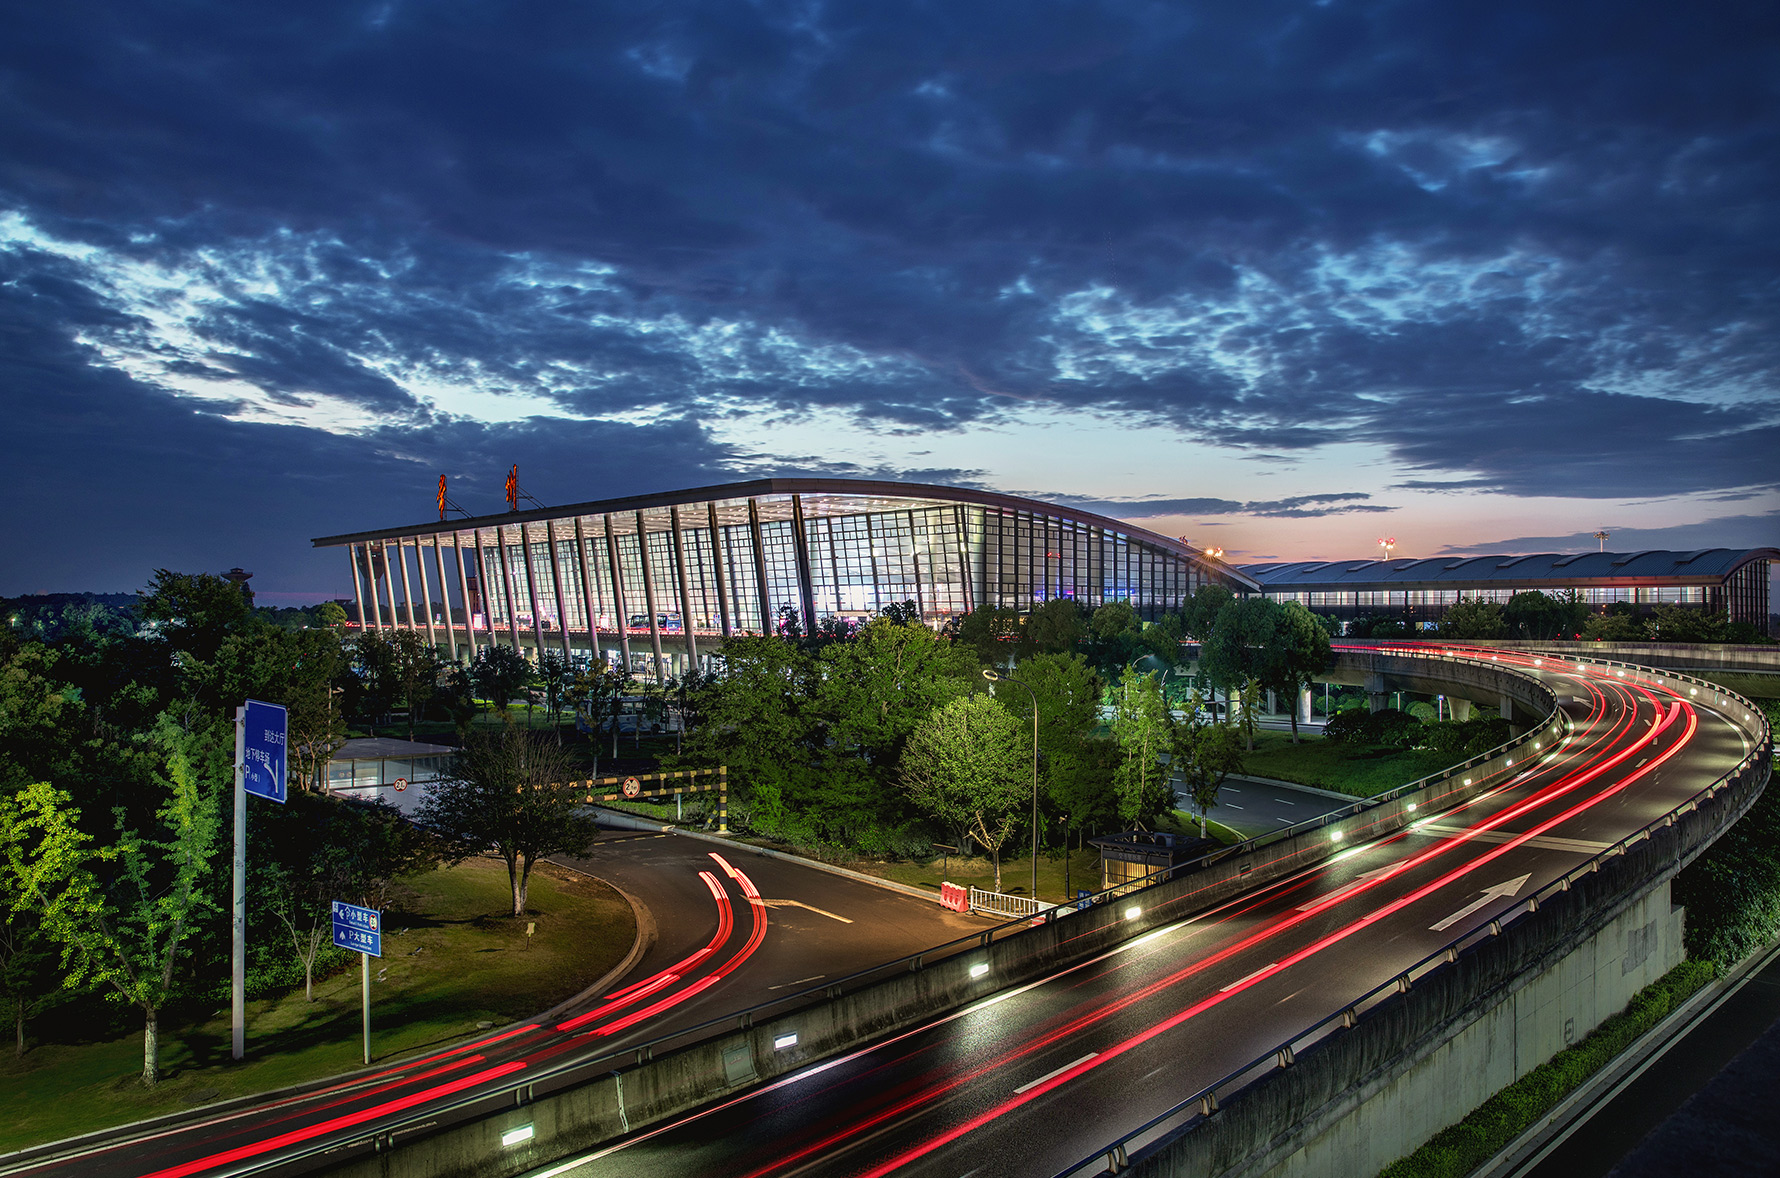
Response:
314,601,349,629
901,694,1029,891
534,649,574,743
418,728,595,917
1109,665,1172,825
1439,597,1507,639
677,637,820,833
137,570,258,668
816,617,976,835
1,717,224,1086
1503,590,1587,640
254,792,439,1001
1000,652,1104,836
1582,602,1644,642
1202,596,1282,751
952,604,1021,666
565,659,632,765
469,644,533,725
1173,720,1244,837
0,896,66,1055
1182,583,1235,641
1266,602,1333,745
1026,598,1089,654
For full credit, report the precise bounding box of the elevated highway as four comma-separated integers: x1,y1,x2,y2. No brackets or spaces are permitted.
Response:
4,646,1766,1178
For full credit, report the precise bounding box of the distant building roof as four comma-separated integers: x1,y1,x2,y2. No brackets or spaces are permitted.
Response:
331,737,458,761
1241,548,1779,591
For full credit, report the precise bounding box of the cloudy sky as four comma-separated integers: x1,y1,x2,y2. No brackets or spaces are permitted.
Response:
3,0,1775,602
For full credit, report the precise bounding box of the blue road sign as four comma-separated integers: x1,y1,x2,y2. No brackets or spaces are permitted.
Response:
331,900,382,957
1076,889,1093,912
241,699,288,804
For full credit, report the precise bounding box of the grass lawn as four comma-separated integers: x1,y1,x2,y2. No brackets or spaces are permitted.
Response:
1238,730,1463,798
784,810,1241,906
0,858,635,1153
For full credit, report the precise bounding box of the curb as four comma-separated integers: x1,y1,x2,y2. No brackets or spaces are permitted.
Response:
1474,937,1780,1178
587,806,985,909
531,867,656,1026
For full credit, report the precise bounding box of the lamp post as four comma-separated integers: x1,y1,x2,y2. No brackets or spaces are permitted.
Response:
983,668,1040,902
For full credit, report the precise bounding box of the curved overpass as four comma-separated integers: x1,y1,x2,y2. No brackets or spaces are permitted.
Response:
3,648,1765,1178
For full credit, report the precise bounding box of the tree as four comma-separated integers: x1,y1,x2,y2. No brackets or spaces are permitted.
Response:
1201,596,1282,751
1265,602,1333,745
565,659,632,766
418,728,596,917
1,717,225,1086
534,649,573,743
254,792,439,1001
951,604,1021,665
901,694,1029,891
1026,598,1088,655
388,630,440,739
1108,665,1172,825
314,601,349,629
469,644,533,724
1000,652,1105,837
1503,590,1587,640
816,617,977,835
137,569,258,668
1440,597,1506,639
1182,583,1235,641
0,896,66,1056
1173,721,1244,837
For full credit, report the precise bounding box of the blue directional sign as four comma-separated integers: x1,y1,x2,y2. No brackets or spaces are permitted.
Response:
241,699,288,804
1076,889,1093,912
331,900,382,957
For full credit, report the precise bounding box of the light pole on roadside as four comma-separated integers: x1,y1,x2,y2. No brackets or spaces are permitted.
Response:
983,668,1040,902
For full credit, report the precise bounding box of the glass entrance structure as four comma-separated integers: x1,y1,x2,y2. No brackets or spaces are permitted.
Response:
313,478,1257,675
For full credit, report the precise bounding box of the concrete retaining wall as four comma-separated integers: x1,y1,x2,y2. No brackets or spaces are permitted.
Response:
1124,729,1770,1178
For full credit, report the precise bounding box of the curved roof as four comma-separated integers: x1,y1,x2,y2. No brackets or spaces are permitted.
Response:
1241,548,1779,590
313,476,1262,591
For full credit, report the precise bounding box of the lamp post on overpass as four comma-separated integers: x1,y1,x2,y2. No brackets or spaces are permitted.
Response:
983,668,1040,903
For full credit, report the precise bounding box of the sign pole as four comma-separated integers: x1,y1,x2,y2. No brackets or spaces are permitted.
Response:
362,952,371,1066
232,706,246,1061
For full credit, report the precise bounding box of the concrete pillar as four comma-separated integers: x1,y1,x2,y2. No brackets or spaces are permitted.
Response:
707,502,733,638
520,525,546,659
636,511,666,681
1266,688,1278,714
430,537,456,662
1450,697,1473,722
347,544,370,632
790,495,818,630
395,540,417,631
747,498,773,634
1299,687,1313,726
604,515,632,674
1369,692,1388,714
545,519,574,662
452,533,476,662
496,526,522,653
1500,692,1515,724
381,543,401,636
575,517,601,656
670,506,699,667
415,538,437,649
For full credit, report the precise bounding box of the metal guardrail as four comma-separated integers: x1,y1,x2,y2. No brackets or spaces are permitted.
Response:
205,645,1739,1178
969,886,1047,919
1054,650,1774,1178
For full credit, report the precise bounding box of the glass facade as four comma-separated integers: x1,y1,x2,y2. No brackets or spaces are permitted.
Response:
330,482,1238,670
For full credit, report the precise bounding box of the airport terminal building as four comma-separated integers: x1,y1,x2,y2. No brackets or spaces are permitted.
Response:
1242,548,1776,634
313,478,1258,676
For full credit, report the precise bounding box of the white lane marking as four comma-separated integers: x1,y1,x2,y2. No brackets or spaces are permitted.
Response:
1221,963,1279,992
767,974,827,991
1225,803,1245,810
761,899,854,923
1429,875,1533,932
1016,1053,1098,1094
1275,817,1295,824
1275,798,1296,806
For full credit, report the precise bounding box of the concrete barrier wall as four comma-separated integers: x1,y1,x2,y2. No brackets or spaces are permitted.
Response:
1124,729,1770,1178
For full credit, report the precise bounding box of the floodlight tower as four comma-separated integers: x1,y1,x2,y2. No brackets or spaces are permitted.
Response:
1593,529,1610,552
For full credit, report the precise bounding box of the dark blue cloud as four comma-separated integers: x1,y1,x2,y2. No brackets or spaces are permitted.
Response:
2,0,1777,593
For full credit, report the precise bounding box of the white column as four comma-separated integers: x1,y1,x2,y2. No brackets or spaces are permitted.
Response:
497,526,523,652
636,511,666,680
396,540,417,631
415,538,437,648
380,544,400,634
454,532,479,661
574,517,601,654
545,518,574,661
670,506,699,667
347,544,369,632
520,523,547,658
431,537,456,662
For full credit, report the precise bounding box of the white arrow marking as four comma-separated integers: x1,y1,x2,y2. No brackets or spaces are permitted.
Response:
1297,866,1398,911
1429,875,1532,932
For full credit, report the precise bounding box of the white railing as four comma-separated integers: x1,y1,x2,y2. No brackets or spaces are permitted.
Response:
968,886,1046,919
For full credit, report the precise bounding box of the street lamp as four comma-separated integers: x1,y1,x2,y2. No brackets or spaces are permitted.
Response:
983,668,1040,903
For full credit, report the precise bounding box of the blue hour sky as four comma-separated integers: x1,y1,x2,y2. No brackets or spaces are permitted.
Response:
2,1,1775,602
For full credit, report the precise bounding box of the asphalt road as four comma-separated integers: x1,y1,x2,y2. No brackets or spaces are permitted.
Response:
526,652,1755,1178
0,828,984,1178
1200,775,1350,838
